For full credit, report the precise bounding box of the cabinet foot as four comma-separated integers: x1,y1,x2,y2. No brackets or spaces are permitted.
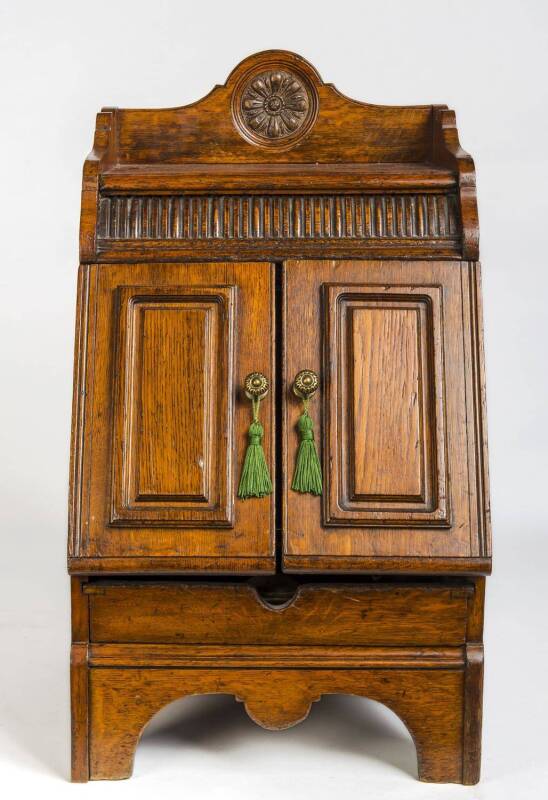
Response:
70,644,89,782
78,653,483,783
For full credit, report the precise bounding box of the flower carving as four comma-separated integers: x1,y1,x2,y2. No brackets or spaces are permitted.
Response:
240,70,311,140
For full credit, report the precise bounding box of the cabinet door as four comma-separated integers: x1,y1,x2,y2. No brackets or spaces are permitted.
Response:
282,260,490,571
70,262,275,572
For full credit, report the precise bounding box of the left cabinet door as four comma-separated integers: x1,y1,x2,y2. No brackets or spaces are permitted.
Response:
69,262,276,573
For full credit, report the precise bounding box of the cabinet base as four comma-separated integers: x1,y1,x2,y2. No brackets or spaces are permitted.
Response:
71,643,483,784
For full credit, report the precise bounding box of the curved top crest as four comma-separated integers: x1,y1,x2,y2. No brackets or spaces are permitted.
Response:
82,50,478,260
96,49,443,165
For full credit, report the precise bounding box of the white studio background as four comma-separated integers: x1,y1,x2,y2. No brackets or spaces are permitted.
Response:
1,1,547,798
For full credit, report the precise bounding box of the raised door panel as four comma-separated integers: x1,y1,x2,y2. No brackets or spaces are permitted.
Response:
324,283,448,526
282,260,490,571
111,286,235,526
70,262,275,572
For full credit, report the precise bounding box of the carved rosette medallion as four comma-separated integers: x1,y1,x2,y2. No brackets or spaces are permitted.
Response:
233,67,318,148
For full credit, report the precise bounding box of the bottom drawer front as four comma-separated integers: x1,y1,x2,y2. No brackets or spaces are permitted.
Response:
89,582,471,646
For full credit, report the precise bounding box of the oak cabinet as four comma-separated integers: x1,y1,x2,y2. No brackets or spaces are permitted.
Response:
69,50,491,784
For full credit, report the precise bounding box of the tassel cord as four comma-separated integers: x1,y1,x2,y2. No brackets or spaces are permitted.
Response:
238,396,273,499
291,397,323,496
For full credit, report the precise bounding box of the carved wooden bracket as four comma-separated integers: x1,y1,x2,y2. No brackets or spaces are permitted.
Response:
236,688,320,730
433,107,479,259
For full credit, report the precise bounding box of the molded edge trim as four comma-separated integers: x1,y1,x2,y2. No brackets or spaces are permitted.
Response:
68,556,277,575
283,555,492,575
88,643,466,670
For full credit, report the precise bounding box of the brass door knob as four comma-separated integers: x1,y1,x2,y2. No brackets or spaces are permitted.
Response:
293,369,319,399
244,372,270,400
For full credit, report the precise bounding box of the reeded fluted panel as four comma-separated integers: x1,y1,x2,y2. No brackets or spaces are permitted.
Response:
98,194,460,241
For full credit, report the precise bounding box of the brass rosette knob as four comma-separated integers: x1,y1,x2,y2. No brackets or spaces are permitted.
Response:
244,372,270,400
292,369,319,400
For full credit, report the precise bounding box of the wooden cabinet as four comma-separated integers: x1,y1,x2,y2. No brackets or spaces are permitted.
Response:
69,50,491,784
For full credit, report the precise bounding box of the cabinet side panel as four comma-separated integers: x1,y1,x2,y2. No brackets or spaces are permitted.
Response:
68,264,92,558
462,263,492,558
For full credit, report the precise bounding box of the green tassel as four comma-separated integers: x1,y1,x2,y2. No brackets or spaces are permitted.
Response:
238,400,273,499
291,409,323,495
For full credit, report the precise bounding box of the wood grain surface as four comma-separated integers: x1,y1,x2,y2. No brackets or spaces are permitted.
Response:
69,261,276,570
89,666,468,782
88,582,472,646
283,259,490,569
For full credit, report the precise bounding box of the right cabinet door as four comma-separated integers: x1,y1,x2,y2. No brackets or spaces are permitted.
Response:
283,260,489,571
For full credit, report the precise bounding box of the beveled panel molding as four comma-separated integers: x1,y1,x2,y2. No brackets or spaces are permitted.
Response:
110,285,236,527
323,283,449,527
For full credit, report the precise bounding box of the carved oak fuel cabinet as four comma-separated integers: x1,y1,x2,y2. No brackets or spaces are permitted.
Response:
68,51,491,783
